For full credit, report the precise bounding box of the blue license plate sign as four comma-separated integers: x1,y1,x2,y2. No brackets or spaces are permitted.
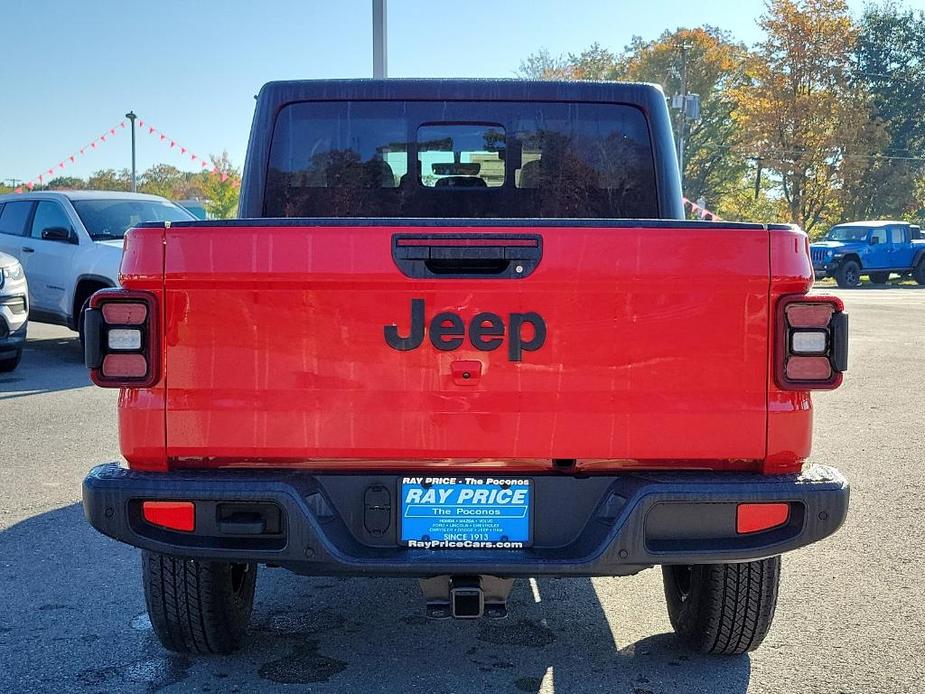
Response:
400,477,531,548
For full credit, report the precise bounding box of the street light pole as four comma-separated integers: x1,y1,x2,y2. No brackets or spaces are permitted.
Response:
125,111,137,192
372,0,387,78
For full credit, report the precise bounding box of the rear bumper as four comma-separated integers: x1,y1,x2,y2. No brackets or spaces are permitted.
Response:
83,463,849,577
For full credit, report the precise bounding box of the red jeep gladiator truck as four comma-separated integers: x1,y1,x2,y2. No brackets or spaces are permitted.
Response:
82,79,849,656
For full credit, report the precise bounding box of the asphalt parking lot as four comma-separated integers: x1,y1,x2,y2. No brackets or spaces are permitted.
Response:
1,287,923,693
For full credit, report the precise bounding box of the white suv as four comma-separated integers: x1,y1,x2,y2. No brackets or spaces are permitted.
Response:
0,191,193,340
0,250,28,371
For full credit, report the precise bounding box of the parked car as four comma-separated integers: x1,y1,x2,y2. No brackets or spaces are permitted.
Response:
176,198,211,220
0,250,28,372
0,191,194,341
811,220,925,287
82,79,849,657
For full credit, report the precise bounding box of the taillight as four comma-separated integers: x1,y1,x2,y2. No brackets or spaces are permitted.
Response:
776,295,848,390
84,289,159,388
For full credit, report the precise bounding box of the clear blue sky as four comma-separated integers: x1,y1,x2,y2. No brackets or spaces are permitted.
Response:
0,0,891,184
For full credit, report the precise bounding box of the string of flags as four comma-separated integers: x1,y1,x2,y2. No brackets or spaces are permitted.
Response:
682,196,723,221
16,121,127,192
13,116,232,193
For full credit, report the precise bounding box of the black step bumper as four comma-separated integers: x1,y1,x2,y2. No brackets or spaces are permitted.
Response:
83,463,849,577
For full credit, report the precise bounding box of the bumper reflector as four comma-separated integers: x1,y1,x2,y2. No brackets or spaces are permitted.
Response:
737,503,790,534
142,501,195,532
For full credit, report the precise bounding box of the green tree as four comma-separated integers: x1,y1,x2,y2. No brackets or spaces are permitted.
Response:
46,176,86,190
86,168,131,191
198,151,240,219
139,164,185,199
847,1,925,219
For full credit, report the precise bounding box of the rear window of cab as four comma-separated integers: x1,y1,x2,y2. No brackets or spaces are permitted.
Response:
265,100,658,219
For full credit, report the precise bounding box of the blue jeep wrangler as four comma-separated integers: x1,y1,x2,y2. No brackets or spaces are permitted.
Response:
811,220,925,288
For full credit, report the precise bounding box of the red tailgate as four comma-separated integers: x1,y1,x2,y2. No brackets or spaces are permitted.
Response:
162,224,769,470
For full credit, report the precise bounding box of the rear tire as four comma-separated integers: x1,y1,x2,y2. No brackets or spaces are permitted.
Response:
0,349,21,372
77,297,91,349
868,271,890,284
142,551,257,654
662,557,781,655
834,260,861,288
913,260,925,285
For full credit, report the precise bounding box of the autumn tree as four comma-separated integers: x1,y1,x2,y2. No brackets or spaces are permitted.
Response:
519,30,750,209
618,27,750,210
733,0,872,232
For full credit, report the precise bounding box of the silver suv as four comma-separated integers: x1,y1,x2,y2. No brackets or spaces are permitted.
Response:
0,250,28,371
0,191,193,340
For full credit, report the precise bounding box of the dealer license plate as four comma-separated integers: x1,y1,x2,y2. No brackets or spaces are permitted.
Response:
399,477,531,548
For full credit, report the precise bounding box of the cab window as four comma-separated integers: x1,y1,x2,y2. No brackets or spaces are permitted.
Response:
0,201,33,236
889,227,905,244
871,228,887,245
30,201,72,239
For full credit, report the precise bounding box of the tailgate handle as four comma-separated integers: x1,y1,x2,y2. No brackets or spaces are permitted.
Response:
392,234,542,279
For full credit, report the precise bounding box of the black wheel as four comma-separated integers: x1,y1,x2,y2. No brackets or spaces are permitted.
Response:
142,551,257,654
0,349,21,372
662,557,781,655
913,260,925,286
834,260,861,288
868,271,890,284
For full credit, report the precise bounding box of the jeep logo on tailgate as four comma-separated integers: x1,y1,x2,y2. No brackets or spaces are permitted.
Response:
384,298,546,362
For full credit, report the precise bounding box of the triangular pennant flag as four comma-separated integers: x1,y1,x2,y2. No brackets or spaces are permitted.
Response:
149,127,155,134
69,155,75,162
120,121,126,128
110,128,116,135
14,187,22,194
47,168,54,175
38,175,44,183
59,162,65,169
26,182,34,190
160,134,165,141
91,142,96,148
180,147,186,154
170,141,175,148
191,154,197,161
138,120,144,127
100,134,106,142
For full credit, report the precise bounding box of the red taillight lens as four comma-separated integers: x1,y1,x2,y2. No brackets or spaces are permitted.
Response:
785,303,833,328
785,356,832,380
86,290,159,388
102,302,147,325
142,501,195,532
102,353,148,378
736,503,790,534
776,295,847,390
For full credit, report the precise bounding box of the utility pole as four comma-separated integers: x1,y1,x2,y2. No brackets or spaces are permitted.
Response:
677,44,689,191
5,178,21,188
372,0,387,78
125,111,137,192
